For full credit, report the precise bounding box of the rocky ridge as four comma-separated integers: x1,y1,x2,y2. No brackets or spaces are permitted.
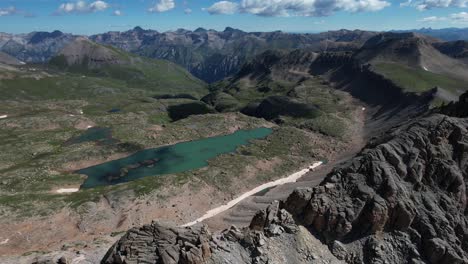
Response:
101,91,468,263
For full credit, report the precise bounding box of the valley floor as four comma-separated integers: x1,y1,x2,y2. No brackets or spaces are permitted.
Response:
0,102,365,263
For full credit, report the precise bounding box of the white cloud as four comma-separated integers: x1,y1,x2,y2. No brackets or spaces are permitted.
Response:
57,1,110,14
450,12,468,22
184,8,192,14
149,0,176,13
413,0,468,10
89,1,109,11
419,16,446,22
113,10,122,16
0,6,17,16
204,1,239,15
418,12,468,23
204,0,390,17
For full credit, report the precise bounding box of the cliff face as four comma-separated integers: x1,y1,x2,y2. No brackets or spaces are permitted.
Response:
102,92,468,264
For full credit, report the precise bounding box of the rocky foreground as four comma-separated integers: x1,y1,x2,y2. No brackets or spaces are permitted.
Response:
101,92,468,264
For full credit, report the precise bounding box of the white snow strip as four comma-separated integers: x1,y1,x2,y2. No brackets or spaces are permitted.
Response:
72,255,86,264
182,161,323,227
56,188,79,194
0,115,7,119
0,239,9,245
86,125,93,129
79,110,84,115
423,66,429,71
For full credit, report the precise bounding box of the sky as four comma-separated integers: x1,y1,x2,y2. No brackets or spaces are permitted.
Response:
0,0,467,35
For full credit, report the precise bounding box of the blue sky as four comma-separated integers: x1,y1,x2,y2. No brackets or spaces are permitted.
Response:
1,0,467,34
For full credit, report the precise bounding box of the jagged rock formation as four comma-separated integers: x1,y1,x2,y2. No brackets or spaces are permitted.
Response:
283,113,468,263
102,201,343,264
102,91,468,263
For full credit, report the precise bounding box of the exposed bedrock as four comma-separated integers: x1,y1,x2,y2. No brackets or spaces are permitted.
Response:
283,113,468,263
102,94,468,263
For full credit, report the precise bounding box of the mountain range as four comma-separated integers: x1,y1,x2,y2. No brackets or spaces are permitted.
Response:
2,27,467,83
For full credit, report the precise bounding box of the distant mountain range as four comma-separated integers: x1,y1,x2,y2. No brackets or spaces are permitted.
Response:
1,27,468,83
393,27,468,41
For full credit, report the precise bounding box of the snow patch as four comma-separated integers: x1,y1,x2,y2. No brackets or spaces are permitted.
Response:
182,161,324,227
56,188,79,194
0,115,7,119
0,239,9,245
423,66,429,71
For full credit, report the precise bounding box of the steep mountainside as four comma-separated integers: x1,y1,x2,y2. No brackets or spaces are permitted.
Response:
90,27,378,82
0,51,22,66
434,40,468,63
103,92,468,264
355,32,468,83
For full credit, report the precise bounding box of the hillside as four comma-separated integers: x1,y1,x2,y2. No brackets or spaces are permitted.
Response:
352,33,468,96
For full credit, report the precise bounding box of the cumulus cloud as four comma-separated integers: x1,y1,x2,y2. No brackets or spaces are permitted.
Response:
149,0,176,12
0,6,17,16
204,0,390,17
56,1,110,14
204,1,239,15
413,0,468,10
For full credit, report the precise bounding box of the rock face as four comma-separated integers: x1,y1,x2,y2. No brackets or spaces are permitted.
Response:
102,201,343,264
102,98,468,263
283,113,468,263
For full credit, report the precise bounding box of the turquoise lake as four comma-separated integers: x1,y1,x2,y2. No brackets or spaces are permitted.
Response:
77,127,273,188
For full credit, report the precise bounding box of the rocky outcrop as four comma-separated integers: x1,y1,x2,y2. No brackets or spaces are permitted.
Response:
103,104,468,263
440,91,468,118
102,201,343,264
283,113,468,263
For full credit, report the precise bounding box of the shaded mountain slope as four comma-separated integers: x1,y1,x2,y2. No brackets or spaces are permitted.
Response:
434,40,468,63
102,92,468,264
0,51,22,66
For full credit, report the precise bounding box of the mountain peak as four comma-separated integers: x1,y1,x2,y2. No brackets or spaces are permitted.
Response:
224,27,243,33
28,30,65,44
133,26,144,32
194,27,207,33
